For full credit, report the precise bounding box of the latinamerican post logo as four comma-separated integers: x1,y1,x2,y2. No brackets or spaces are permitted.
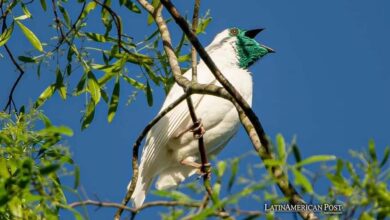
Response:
264,203,343,215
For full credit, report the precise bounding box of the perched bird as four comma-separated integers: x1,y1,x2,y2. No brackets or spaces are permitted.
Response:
130,27,273,208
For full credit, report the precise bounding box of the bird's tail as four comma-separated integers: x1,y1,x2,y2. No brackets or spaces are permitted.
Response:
128,170,153,208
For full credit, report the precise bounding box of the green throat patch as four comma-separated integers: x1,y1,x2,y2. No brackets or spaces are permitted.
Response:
229,28,269,69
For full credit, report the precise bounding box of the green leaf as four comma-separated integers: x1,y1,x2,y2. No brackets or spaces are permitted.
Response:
55,67,67,100
100,88,109,103
197,17,212,34
40,0,47,11
380,146,390,168
87,72,101,104
38,112,52,127
216,161,227,178
74,165,80,189
16,21,43,52
80,1,97,21
18,55,37,63
108,78,120,123
75,74,87,95
228,158,239,192
82,100,95,130
153,190,192,202
263,158,283,167
0,22,14,47
39,126,74,136
147,0,159,25
292,168,313,193
144,65,161,85
145,80,153,106
85,32,107,42
101,0,112,28
21,3,32,19
276,134,286,161
34,84,56,108
58,5,71,27
124,0,141,13
292,142,302,163
122,75,146,90
294,155,336,168
368,139,377,162
58,85,67,100
39,164,60,175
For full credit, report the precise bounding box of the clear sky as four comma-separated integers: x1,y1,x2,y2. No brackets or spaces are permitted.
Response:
1,0,389,219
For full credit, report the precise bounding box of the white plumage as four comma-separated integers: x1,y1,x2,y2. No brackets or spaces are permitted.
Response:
129,28,263,208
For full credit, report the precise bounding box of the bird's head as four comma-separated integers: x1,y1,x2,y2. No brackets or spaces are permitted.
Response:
206,27,274,69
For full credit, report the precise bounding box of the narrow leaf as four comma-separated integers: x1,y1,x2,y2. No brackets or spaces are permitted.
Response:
124,0,141,13
80,2,97,21
294,155,336,168
39,164,60,175
38,126,74,136
82,100,95,130
58,5,71,27
16,21,43,52
85,32,107,42
228,158,239,192
292,168,313,193
145,80,153,106
87,72,101,104
0,22,14,47
276,134,286,161
18,56,37,63
108,78,120,123
122,75,146,90
74,165,80,189
380,146,390,168
40,0,47,11
368,139,377,162
34,84,56,108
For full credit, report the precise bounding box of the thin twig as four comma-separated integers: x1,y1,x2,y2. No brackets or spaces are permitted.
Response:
191,0,200,82
51,0,66,40
184,0,218,209
1,2,25,113
70,199,201,213
3,45,25,113
92,0,123,52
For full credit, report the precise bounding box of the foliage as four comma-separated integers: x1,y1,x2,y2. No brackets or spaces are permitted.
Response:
1,0,212,128
143,136,390,220
0,111,80,219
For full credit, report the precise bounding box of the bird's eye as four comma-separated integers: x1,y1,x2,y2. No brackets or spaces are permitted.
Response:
230,28,239,36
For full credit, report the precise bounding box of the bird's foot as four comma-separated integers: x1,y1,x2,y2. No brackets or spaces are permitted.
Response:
176,119,205,139
180,159,211,176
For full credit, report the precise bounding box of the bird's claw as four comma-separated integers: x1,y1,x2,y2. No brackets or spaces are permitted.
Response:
191,119,205,139
176,119,206,139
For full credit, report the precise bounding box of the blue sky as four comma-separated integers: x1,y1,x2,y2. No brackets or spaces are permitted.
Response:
1,0,389,219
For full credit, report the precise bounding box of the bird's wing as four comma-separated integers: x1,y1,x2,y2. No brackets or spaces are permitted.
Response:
139,69,216,174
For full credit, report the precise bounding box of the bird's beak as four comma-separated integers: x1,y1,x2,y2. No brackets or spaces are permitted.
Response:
245,29,264,39
262,44,275,53
245,29,275,53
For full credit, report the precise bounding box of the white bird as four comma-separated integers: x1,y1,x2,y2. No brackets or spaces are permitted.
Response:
129,27,273,208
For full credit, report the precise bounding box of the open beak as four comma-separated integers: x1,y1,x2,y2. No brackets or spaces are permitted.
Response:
245,28,275,53
245,29,264,38
262,44,275,53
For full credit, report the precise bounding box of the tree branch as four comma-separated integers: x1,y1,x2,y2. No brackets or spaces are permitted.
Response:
183,0,218,209
2,45,25,113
